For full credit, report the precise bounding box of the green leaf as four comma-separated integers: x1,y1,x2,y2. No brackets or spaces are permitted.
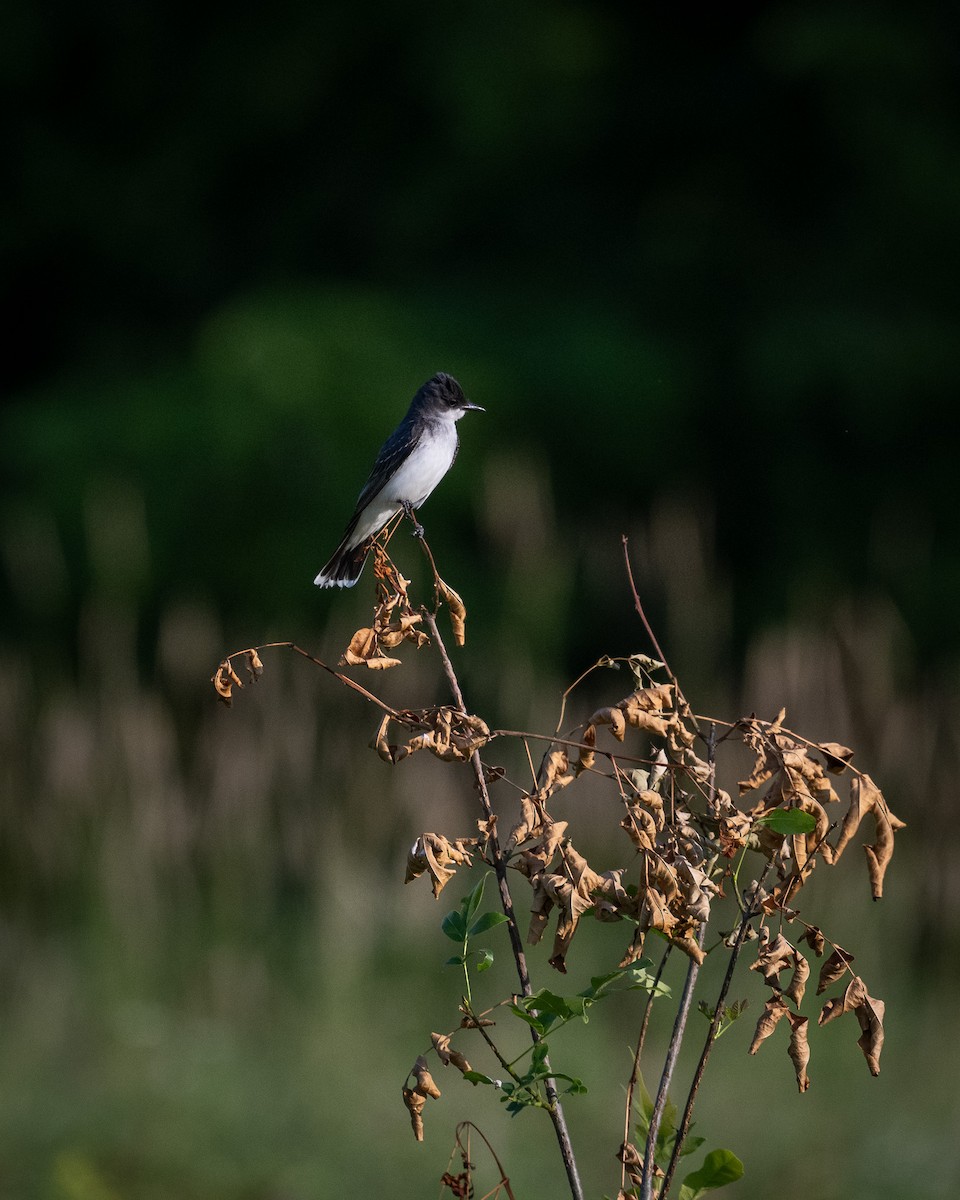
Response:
475,949,494,972
679,1135,706,1159
522,988,586,1020
444,954,466,966
509,1005,552,1035
462,1070,496,1086
584,960,670,1003
441,910,467,942
462,875,487,927
754,808,817,835
469,910,509,936
682,1148,745,1197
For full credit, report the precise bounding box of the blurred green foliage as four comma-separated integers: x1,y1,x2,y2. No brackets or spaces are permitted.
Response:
5,0,960,671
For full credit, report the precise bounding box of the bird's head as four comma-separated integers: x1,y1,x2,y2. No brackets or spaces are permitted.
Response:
419,372,485,417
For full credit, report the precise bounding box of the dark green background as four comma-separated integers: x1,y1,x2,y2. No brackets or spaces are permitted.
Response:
2,4,958,1198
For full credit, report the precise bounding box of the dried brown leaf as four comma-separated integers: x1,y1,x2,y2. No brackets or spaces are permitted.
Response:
577,725,596,773
799,926,826,957
212,660,242,706
749,996,790,1054
675,857,715,925
341,627,378,665
584,705,627,741
402,1086,426,1141
787,1012,811,1092
737,718,780,794
750,933,797,990
855,991,885,1076
816,946,855,994
618,1142,644,1191
620,803,658,852
537,746,574,797
504,795,542,856
819,741,854,774
784,954,810,1008
413,1054,441,1099
828,774,905,899
437,577,467,645
405,833,477,897
819,975,868,1025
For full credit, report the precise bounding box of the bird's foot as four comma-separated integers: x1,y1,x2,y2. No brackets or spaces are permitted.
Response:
401,501,425,538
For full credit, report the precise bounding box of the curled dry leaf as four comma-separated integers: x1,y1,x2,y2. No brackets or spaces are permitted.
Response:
818,976,885,1075
799,925,826,957
405,832,477,897
436,576,468,646
618,1142,644,1192
825,774,905,898
675,857,716,925
787,1012,811,1092
341,626,403,670
749,996,790,1054
459,1008,495,1030
737,717,781,794
413,1054,441,1099
750,933,797,990
243,648,264,682
518,817,569,879
373,708,490,766
341,554,429,668
578,683,676,772
504,795,543,856
819,975,868,1025
816,946,855,994
402,1086,426,1141
784,954,811,1008
431,1032,472,1075
855,991,886,1076
536,746,575,797
819,741,854,774
212,659,244,706
620,802,659,852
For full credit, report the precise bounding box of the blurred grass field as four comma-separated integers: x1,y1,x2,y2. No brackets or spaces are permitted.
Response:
2,468,957,1200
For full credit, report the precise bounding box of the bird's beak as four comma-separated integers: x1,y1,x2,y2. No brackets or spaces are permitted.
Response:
462,401,485,412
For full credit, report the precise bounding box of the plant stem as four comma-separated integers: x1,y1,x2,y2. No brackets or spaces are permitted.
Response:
639,929,704,1200
639,726,715,1200
423,608,584,1200
659,863,772,1199
621,946,672,1193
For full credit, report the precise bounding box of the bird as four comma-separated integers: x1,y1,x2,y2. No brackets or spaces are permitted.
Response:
314,372,484,588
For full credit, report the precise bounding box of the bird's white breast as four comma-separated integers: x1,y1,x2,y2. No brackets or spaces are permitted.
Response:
353,420,458,542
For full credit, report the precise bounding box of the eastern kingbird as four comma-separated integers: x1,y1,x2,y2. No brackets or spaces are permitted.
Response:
314,372,484,588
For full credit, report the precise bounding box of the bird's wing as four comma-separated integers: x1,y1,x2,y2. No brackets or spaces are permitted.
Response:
351,416,422,514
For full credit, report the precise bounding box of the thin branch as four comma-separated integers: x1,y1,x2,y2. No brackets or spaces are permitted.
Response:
639,928,705,1200
220,641,402,717
659,862,773,1199
492,727,664,766
422,608,584,1200
639,725,715,1200
461,1001,523,1085
622,535,700,736
621,536,674,680
454,1122,518,1200
621,946,672,1194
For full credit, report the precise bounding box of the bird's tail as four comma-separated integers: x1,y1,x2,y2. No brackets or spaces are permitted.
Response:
314,534,374,588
